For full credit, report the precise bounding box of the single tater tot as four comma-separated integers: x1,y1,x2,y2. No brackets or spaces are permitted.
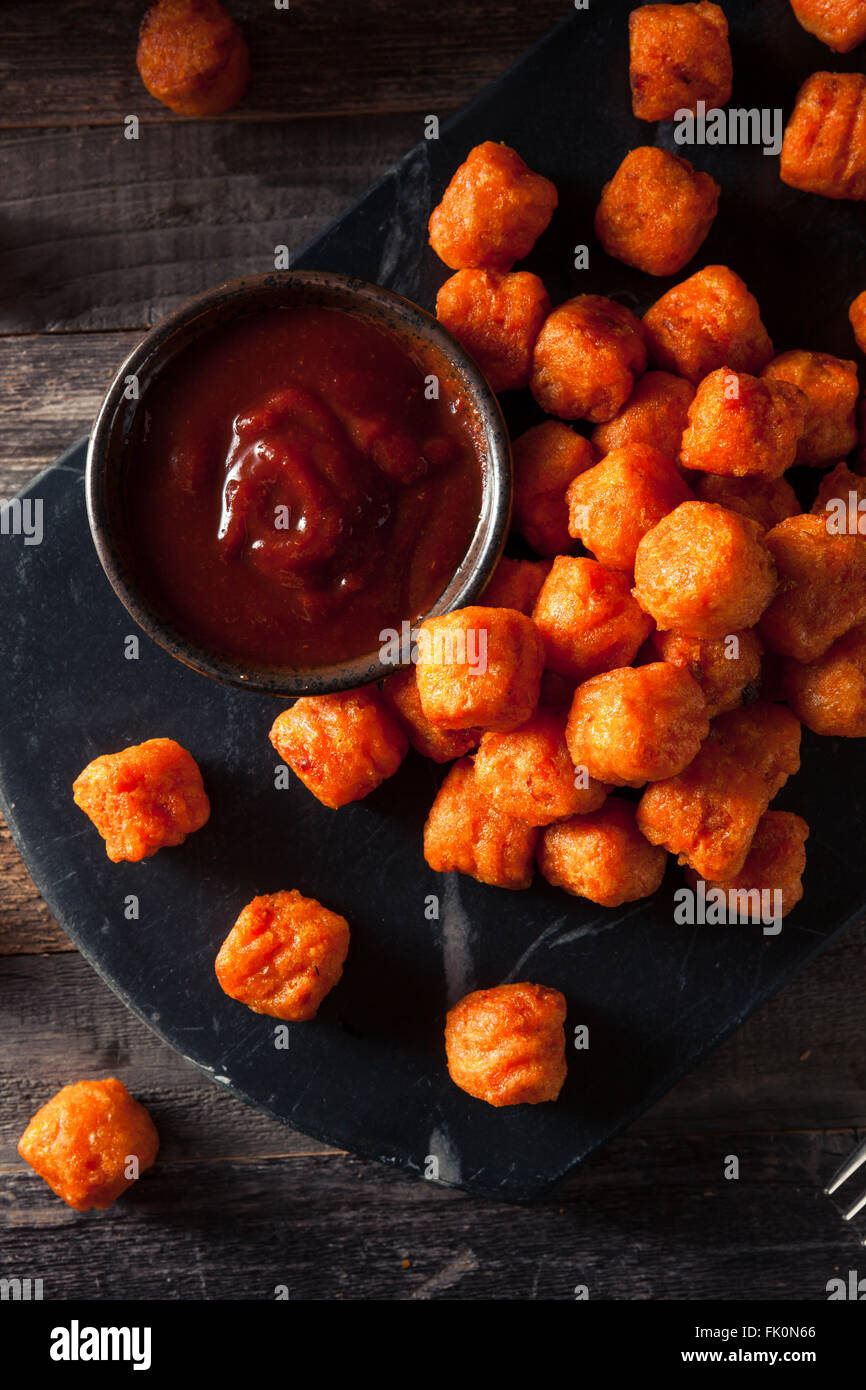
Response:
566,662,708,787
269,689,408,809
215,890,349,1022
643,266,774,385
591,371,695,462
595,146,720,276
474,708,609,827
629,2,732,122
759,513,866,660
761,350,859,466
789,0,866,52
651,627,764,717
693,473,800,531
567,443,694,573
18,1079,159,1212
530,295,647,423
811,461,866,519
680,368,807,480
482,555,553,616
73,737,210,863
512,421,596,556
634,501,778,639
381,667,481,763
850,290,866,352
436,269,551,392
710,701,801,797
783,623,866,736
684,810,809,918
445,982,567,1106
415,607,544,733
424,757,539,889
136,0,249,116
539,797,667,906
780,72,866,200
428,141,558,271
533,556,655,683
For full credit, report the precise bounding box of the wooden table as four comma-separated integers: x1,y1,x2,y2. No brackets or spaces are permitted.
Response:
1,0,864,1301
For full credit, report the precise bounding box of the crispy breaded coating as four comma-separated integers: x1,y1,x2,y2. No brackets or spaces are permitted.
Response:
592,371,695,461
415,607,545,733
269,689,408,809
567,443,694,572
629,2,732,121
428,142,558,271
381,667,481,763
533,556,655,683
474,708,609,827
445,982,567,1106
685,810,809,918
137,0,249,116
643,265,774,385
788,0,866,52
651,627,764,717
539,797,668,906
436,269,551,392
680,368,807,479
810,461,866,519
783,623,866,736
759,513,866,660
215,890,349,1022
531,295,647,423
481,555,553,616
512,420,596,556
693,474,800,531
423,757,539,889
709,701,801,797
73,737,210,863
761,350,859,466
780,71,866,200
595,146,720,276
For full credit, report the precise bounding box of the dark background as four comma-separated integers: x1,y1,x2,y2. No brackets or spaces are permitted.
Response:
0,0,865,1300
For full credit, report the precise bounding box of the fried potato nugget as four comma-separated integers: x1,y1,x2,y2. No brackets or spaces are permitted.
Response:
137,0,249,116
539,797,668,906
680,368,807,480
591,371,695,461
73,737,210,863
595,146,720,276
533,556,655,683
693,474,800,531
567,443,694,572
759,513,866,660
629,3,732,122
215,890,349,1022
381,667,481,763
416,607,545,733
685,810,809,917
482,556,552,615
531,295,647,423
780,72,866,200
436,269,551,392
761,350,859,466
18,1079,159,1212
811,461,866,519
512,421,595,556
269,689,408,809
850,290,866,352
445,982,567,1106
710,701,802,797
783,623,866,736
428,142,558,271
789,0,866,52
424,758,540,890
474,708,609,827
634,501,777,638
651,627,763,717
643,266,774,385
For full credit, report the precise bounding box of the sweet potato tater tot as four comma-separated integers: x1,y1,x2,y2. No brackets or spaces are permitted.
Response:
643,266,774,385
512,421,595,556
783,623,866,736
710,701,801,797
533,556,655,683
435,269,550,392
428,142,558,271
680,369,807,480
591,371,695,461
18,1079,159,1212
445,982,567,1106
693,474,800,531
539,797,667,907
566,663,709,787
424,758,539,889
415,607,544,733
474,709,609,827
780,72,866,200
685,810,809,917
530,295,647,423
73,737,210,863
481,556,552,616
215,890,349,1022
629,3,732,122
811,461,866,518
788,0,866,52
594,146,720,276
269,689,408,809
762,350,859,466
566,443,694,572
759,513,866,661
850,290,866,353
634,502,777,639
651,627,763,717
381,667,481,763
137,0,249,116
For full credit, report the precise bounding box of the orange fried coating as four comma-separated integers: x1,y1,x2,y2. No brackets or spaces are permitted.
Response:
18,1079,159,1212
633,501,778,639
436,269,550,392
445,982,567,1106
595,146,720,276
423,757,539,890
215,890,349,1022
651,627,764,717
512,421,595,556
643,265,774,385
482,556,553,615
136,0,249,116
73,737,210,863
783,622,866,736
850,290,866,352
759,513,866,660
428,142,558,272
812,461,866,521
381,667,481,763
539,797,668,907
685,810,809,918
788,0,866,52
530,295,647,423
566,443,694,573
269,689,408,809
474,708,609,827
629,3,732,121
780,72,866,200
709,701,801,798
761,350,859,466
533,556,655,683
415,607,544,733
591,371,695,461
693,473,800,531
680,368,807,480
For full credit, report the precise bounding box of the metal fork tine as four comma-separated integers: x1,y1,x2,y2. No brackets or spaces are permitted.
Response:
825,1136,866,1195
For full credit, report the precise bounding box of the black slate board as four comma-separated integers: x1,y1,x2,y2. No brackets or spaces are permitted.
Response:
2,0,865,1202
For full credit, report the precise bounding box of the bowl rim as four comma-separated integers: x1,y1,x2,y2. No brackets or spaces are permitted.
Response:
86,270,512,698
